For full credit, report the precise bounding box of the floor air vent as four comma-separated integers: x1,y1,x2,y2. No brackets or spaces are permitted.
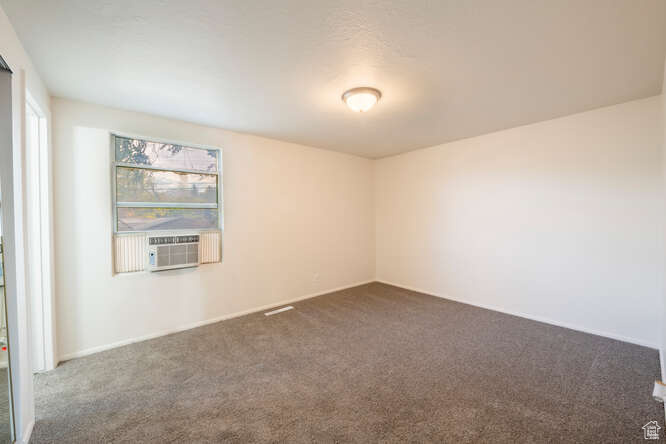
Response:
264,306,294,316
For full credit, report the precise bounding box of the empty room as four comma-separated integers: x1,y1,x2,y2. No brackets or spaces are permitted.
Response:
0,1,665,443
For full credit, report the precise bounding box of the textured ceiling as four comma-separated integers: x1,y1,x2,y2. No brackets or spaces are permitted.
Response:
2,0,665,158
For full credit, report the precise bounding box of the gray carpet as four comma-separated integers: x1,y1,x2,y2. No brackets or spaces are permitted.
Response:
0,367,10,443
32,283,664,443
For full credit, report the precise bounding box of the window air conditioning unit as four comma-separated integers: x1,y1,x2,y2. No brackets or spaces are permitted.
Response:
146,233,200,272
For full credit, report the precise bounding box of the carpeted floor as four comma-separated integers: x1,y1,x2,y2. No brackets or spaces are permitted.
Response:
32,283,664,443
0,367,11,443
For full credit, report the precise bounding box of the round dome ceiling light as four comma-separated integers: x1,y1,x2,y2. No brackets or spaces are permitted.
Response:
342,87,381,112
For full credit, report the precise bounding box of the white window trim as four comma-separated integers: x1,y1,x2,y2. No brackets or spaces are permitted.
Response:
110,132,224,235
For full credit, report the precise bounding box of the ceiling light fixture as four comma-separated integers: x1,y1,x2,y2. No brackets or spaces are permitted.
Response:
342,87,381,112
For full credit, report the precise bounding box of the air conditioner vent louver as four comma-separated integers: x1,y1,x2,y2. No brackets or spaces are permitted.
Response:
149,235,200,245
156,246,170,267
146,233,200,272
188,244,199,264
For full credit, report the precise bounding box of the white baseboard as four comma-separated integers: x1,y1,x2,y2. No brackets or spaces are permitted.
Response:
59,280,374,362
20,419,34,444
58,278,660,361
376,279,660,350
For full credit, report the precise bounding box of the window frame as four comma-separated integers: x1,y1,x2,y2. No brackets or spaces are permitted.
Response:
110,133,223,234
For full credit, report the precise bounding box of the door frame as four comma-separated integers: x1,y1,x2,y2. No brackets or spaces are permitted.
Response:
24,91,56,372
0,53,17,443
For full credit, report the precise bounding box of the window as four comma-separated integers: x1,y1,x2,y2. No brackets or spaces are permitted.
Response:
112,135,222,232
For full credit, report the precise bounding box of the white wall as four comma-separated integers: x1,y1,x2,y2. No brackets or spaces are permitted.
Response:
52,98,375,359
0,5,51,443
56,94,665,358
376,96,664,348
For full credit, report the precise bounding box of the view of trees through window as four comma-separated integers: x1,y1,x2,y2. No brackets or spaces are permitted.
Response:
114,136,220,232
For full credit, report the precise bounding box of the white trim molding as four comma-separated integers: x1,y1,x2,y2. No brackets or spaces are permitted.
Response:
59,280,374,361
376,279,660,350
19,419,33,444
59,278,661,362
24,92,56,372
